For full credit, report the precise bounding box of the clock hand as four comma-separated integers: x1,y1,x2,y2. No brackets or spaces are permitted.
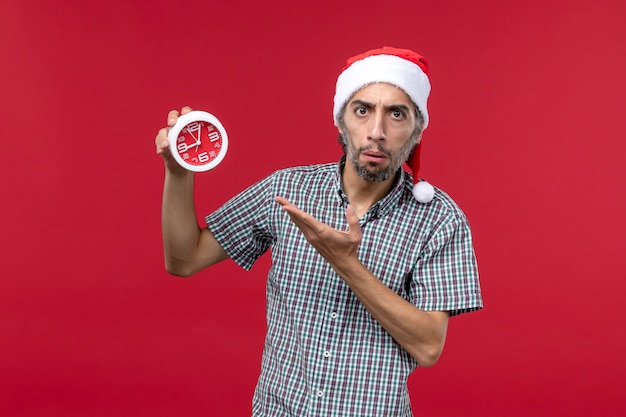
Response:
195,128,202,150
192,125,202,151
177,142,194,152
188,129,198,142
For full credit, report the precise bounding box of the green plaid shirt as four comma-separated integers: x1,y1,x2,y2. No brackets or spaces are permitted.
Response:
205,158,482,416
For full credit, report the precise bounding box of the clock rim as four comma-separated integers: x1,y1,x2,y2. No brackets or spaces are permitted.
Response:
167,110,229,172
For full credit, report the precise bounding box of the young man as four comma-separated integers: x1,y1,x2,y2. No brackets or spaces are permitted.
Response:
155,47,483,416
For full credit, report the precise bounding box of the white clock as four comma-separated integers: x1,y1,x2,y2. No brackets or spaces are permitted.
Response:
167,110,229,172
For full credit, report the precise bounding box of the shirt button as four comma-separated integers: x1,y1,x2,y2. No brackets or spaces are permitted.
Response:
330,312,338,319
317,390,324,397
323,350,331,358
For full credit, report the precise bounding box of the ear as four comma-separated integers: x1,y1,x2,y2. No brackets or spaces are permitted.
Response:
415,130,423,145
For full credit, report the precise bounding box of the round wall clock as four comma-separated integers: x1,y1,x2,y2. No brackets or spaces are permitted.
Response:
167,111,228,172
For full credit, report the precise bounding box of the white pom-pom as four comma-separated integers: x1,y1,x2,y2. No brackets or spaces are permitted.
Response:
413,181,435,203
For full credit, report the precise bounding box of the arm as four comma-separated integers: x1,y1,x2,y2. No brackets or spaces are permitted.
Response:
274,197,448,367
328,259,448,367
155,107,229,277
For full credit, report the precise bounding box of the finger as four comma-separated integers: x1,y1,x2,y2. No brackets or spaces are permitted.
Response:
274,197,320,231
345,205,359,225
274,197,302,215
181,105,193,115
167,109,180,127
286,211,323,242
345,205,362,237
274,197,310,220
274,196,290,207
155,127,171,155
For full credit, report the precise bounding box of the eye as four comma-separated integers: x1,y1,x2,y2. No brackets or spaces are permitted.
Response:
355,107,368,116
390,109,404,119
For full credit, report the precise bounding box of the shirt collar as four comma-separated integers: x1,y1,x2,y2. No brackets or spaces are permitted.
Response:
333,156,407,219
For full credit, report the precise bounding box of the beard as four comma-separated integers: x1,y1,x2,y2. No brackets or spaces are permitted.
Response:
342,129,416,183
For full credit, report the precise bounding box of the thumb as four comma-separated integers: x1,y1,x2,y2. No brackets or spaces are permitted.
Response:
345,206,361,236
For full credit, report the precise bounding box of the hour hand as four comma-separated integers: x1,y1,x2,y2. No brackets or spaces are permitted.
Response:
177,142,193,152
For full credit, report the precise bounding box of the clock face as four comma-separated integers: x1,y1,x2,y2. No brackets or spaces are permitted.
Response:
168,111,228,172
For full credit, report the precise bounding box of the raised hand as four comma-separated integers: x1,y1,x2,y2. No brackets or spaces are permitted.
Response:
274,196,362,273
155,106,193,172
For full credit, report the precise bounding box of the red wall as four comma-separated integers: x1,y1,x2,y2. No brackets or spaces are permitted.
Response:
2,0,625,415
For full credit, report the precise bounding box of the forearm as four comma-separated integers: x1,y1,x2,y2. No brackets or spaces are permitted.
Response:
274,199,449,365
336,259,448,367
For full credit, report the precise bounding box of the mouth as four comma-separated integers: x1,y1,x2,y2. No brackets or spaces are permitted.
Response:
361,150,389,163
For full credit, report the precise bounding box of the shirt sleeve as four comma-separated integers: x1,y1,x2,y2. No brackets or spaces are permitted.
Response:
204,175,275,271
408,213,483,317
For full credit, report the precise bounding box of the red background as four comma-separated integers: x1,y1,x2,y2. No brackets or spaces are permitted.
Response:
2,0,625,416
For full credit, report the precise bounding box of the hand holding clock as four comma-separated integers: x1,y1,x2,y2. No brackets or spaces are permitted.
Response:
155,106,192,173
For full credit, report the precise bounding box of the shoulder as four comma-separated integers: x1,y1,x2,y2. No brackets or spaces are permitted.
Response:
272,162,336,176
429,186,468,221
269,162,337,185
401,174,470,228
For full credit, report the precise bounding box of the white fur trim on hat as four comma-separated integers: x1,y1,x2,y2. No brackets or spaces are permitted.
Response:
333,53,431,128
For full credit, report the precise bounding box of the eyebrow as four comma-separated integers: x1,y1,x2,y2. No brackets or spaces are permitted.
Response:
350,99,373,109
349,99,412,114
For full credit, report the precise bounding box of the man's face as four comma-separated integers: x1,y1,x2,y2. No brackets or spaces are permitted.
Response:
339,83,421,182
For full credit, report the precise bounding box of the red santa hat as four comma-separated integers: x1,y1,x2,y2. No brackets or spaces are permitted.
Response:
333,46,435,203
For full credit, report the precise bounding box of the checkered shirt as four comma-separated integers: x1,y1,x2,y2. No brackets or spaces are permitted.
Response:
205,159,483,416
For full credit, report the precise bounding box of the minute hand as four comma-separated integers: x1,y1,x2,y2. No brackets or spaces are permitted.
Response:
194,128,202,150
196,126,202,148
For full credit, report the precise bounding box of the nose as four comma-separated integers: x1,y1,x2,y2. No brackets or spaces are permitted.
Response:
367,112,386,141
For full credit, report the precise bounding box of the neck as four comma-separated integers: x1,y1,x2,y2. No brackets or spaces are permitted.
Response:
341,159,398,217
